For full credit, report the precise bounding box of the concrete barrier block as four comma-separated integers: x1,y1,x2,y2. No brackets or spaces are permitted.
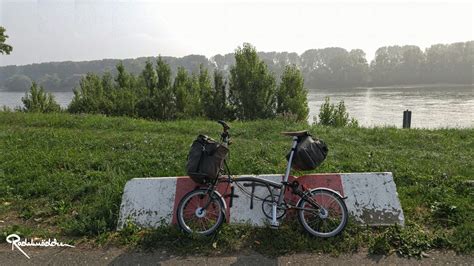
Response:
117,172,404,229
341,173,405,225
118,177,177,229
229,175,282,225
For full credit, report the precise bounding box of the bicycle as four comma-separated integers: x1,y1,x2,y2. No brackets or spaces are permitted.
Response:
176,120,348,237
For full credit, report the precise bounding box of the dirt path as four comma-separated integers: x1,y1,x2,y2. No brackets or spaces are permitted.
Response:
1,244,472,265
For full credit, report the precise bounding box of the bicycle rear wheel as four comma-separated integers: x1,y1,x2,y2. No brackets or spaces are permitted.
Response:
177,189,226,236
297,189,348,238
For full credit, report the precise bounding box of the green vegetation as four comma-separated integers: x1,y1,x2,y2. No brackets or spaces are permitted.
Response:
277,65,309,121
0,26,13,55
47,44,309,122
21,82,61,113
1,41,472,92
0,112,472,256
317,97,358,127
229,43,278,119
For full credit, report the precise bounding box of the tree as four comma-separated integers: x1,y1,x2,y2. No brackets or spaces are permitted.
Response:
229,43,277,119
400,46,424,84
0,26,13,55
22,82,60,113
205,70,229,120
68,73,109,114
199,65,215,119
155,56,175,119
141,60,157,93
4,74,32,92
348,49,369,86
186,73,203,117
137,56,175,120
300,47,370,88
115,62,132,89
369,45,425,85
111,63,139,117
173,67,190,118
276,65,309,121
136,61,158,119
39,74,61,91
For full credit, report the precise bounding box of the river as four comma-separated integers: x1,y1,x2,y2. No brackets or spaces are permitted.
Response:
1,85,473,128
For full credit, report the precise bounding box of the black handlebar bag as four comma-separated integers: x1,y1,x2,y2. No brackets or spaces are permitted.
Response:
186,135,229,184
288,135,328,171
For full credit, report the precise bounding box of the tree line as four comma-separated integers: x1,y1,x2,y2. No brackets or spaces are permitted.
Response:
1,41,472,92
19,43,309,121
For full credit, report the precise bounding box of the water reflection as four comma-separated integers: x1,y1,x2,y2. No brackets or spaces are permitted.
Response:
308,85,474,128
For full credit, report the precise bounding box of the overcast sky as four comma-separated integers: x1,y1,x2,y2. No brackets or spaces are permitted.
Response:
0,0,472,66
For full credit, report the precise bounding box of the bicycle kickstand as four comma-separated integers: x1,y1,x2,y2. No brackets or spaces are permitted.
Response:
269,202,280,229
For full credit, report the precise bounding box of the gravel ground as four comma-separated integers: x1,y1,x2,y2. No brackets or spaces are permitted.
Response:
1,244,472,265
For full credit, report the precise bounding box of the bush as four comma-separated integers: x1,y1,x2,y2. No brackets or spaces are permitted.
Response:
21,82,61,113
317,97,358,127
276,65,309,121
229,43,277,119
61,44,311,122
67,73,111,114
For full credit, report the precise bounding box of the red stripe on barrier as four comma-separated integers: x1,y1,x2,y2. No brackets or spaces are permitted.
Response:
285,174,343,204
171,175,342,224
172,177,231,224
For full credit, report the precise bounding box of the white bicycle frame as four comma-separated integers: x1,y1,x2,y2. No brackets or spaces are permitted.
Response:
221,134,300,228
270,136,298,227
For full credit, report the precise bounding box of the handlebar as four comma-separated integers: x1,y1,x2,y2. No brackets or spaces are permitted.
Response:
217,120,230,131
217,120,231,145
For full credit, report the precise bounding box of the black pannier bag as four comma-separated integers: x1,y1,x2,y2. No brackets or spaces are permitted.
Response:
287,134,328,171
186,135,229,184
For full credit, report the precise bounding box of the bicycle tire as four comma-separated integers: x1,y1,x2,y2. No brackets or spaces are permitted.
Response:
297,188,348,238
176,189,226,236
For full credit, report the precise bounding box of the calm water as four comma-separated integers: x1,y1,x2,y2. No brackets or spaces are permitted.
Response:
0,91,74,109
1,85,473,128
308,85,474,128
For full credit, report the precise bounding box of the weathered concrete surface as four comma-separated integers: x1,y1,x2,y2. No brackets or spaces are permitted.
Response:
118,173,404,229
229,175,282,225
341,173,405,226
117,177,177,229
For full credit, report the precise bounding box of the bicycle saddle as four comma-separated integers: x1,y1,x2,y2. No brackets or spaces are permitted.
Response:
281,130,309,137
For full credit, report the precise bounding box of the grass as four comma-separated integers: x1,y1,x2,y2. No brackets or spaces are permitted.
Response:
0,112,472,256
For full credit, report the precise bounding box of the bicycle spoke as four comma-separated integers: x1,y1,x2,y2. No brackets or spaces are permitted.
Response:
178,190,225,235
298,190,347,237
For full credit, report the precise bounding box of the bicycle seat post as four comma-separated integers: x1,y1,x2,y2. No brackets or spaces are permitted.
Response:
284,136,298,182
276,136,298,207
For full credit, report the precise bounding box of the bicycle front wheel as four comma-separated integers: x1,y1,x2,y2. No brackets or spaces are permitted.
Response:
297,189,348,238
176,189,226,236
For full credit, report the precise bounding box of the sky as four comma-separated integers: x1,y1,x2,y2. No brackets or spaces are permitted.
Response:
0,0,472,66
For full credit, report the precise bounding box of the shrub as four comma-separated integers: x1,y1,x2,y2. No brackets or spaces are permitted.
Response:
276,65,309,121
317,97,358,127
21,82,61,113
68,73,109,114
205,70,231,120
229,43,277,119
